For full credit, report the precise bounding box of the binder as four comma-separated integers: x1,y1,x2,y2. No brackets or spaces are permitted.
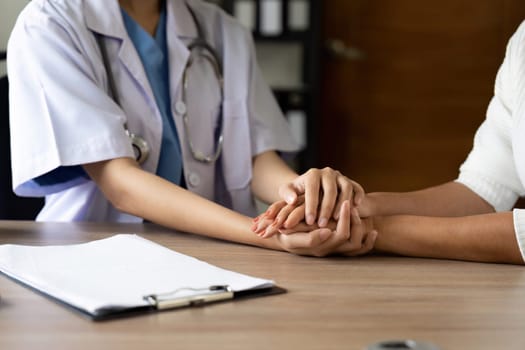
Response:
233,0,256,31
260,0,283,36
0,234,284,320
288,0,310,32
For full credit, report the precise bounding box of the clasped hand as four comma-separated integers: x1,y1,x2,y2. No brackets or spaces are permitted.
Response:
251,168,377,257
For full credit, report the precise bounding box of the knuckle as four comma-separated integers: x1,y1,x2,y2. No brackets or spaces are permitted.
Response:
306,168,319,176
339,181,352,191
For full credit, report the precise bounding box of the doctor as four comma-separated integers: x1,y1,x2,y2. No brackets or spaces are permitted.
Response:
8,0,373,256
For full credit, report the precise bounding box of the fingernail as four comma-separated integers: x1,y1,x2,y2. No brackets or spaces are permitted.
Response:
251,223,258,232
318,217,328,227
319,229,331,242
306,214,315,225
253,216,260,223
286,194,295,204
255,223,266,234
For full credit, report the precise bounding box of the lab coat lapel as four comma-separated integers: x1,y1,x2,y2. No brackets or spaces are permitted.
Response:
166,0,197,107
84,0,156,108
165,0,197,175
86,0,198,121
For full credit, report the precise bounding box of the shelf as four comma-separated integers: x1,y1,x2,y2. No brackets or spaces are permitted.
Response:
252,31,311,42
214,0,320,171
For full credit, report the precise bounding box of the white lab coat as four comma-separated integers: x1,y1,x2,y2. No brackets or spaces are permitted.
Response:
8,0,298,221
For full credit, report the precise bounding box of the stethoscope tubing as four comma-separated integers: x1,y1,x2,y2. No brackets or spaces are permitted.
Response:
97,1,225,165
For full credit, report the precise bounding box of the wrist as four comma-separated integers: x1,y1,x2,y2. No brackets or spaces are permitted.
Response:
364,192,401,216
245,219,285,251
360,192,380,217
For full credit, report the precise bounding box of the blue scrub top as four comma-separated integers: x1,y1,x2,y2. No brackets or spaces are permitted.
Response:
121,6,183,186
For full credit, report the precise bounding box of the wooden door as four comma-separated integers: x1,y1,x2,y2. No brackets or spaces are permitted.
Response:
318,1,525,193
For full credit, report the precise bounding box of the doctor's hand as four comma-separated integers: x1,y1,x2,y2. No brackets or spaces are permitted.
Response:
277,168,365,228
252,196,306,238
269,201,377,257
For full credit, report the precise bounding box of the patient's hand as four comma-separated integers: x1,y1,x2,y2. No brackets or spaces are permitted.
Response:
253,173,368,238
252,198,378,257
275,201,378,257
277,168,366,227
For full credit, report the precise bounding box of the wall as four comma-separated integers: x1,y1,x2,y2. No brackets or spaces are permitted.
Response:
319,0,525,193
0,0,28,76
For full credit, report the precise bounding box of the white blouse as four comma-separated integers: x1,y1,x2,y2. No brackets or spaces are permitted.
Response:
457,20,525,261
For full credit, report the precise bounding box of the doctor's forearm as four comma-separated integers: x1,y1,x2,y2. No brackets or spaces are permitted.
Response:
373,212,523,264
83,158,280,249
251,151,298,204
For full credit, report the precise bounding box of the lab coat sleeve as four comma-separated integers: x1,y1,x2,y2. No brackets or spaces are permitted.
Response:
7,5,134,197
456,23,525,211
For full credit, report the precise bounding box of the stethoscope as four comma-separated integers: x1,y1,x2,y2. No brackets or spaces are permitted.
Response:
97,1,224,165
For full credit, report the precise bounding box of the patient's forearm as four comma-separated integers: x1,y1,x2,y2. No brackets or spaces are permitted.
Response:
366,181,495,217
373,212,523,264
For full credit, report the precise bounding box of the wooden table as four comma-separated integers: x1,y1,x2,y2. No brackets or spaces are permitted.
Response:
1,221,525,350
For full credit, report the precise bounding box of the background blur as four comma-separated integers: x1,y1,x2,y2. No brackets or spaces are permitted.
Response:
0,0,28,76
318,0,525,193
2,0,525,218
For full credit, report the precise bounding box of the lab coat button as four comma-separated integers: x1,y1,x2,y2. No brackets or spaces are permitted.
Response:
188,172,201,187
175,101,187,115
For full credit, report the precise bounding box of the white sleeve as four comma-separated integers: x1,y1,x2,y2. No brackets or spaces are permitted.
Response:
7,5,134,196
456,25,525,211
513,209,525,262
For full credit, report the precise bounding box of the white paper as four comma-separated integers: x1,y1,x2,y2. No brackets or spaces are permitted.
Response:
0,235,274,315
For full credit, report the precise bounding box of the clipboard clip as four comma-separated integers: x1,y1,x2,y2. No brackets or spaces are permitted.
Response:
143,285,234,310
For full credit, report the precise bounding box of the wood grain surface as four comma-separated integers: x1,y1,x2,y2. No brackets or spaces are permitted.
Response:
1,221,525,350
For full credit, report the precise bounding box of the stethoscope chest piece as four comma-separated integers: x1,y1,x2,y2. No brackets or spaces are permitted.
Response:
127,130,150,165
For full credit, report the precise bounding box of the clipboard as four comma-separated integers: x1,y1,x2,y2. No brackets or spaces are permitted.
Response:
0,234,285,321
